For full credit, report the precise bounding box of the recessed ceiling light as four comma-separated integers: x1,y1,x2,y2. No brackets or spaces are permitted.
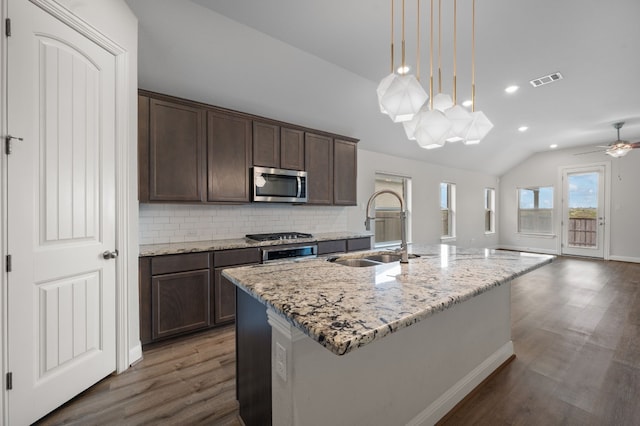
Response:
518,126,528,132
462,100,473,107
505,85,519,94
550,144,558,149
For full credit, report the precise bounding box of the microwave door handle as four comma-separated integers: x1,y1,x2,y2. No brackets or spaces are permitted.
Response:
296,176,302,197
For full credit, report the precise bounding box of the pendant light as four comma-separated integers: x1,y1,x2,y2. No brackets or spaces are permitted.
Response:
376,0,397,114
413,0,450,149
379,0,428,123
463,0,493,144
444,0,473,143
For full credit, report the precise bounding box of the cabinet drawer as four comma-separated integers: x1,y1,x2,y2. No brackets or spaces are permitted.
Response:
151,252,210,275
347,237,371,252
214,248,261,267
317,240,346,255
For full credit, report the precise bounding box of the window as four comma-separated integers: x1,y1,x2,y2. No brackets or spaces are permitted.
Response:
374,173,411,246
440,182,456,238
518,186,554,234
484,188,495,233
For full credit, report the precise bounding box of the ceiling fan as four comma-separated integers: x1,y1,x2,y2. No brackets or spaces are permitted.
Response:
577,122,640,157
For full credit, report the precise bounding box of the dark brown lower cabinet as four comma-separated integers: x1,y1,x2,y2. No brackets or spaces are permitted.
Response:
152,269,210,340
236,288,272,426
213,268,239,324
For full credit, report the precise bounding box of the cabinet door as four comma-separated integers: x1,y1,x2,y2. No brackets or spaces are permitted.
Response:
333,139,358,205
213,267,237,324
208,111,252,202
151,269,210,340
147,98,206,202
305,133,333,204
317,239,347,255
280,127,305,170
253,121,280,168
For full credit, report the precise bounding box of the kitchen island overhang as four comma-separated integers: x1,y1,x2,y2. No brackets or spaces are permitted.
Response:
224,245,553,425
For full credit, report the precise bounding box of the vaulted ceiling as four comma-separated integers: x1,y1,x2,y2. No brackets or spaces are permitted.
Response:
129,0,640,175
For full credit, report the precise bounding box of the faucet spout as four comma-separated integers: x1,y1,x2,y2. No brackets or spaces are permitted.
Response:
365,190,409,263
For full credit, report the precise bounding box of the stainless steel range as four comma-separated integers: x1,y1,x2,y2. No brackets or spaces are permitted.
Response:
246,232,317,263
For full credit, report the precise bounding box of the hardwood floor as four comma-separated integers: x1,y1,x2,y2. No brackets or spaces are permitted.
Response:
35,257,640,425
34,325,241,426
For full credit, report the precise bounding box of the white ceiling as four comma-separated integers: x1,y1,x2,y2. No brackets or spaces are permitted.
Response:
134,0,640,175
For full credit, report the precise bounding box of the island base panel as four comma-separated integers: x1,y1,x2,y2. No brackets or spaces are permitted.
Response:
268,283,512,426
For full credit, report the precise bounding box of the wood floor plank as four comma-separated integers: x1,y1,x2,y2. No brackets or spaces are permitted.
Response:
34,257,640,425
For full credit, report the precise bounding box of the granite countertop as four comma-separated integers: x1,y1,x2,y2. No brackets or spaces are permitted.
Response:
222,244,553,356
139,231,373,257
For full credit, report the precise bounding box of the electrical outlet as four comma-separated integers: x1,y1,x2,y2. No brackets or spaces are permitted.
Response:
275,342,287,381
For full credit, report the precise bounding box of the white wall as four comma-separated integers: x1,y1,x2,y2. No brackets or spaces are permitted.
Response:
499,146,640,261
351,150,500,248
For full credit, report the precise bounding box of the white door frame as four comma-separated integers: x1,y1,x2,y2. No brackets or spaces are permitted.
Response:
557,161,611,259
1,0,133,422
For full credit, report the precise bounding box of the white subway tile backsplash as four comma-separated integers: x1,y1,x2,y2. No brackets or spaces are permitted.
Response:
139,203,349,245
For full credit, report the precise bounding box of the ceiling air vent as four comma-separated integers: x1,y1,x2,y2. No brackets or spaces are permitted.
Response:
529,72,563,88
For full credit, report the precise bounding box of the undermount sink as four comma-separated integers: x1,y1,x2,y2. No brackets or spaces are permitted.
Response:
329,252,420,267
333,258,382,267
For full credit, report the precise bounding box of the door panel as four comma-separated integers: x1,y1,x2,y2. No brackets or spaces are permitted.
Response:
7,1,117,424
562,166,606,258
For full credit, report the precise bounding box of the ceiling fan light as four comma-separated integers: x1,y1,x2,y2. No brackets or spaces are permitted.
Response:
413,109,452,149
432,93,454,112
445,105,473,142
376,73,397,114
606,144,632,158
464,111,494,145
380,74,429,123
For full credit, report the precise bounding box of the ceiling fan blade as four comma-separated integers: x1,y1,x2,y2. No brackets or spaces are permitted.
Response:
631,142,640,148
574,149,605,156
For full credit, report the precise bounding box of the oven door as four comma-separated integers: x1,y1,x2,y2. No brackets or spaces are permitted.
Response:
253,167,307,203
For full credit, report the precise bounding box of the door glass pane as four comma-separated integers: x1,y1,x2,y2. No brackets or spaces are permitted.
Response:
567,172,598,248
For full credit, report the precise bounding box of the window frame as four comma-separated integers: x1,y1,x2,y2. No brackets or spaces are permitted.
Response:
373,173,412,248
484,187,496,234
517,186,554,236
440,182,456,241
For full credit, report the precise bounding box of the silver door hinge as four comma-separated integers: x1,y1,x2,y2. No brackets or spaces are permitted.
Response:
5,135,23,155
6,254,11,272
6,372,12,390
5,18,10,37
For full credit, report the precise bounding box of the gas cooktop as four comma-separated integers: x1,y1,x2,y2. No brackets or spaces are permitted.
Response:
245,232,313,242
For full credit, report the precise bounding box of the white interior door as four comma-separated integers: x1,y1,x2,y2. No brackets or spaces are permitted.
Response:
561,165,606,258
7,1,117,424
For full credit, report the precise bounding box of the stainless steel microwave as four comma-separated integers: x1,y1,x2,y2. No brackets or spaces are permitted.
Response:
252,166,308,203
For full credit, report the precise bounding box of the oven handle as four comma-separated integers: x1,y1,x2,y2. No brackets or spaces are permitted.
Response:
296,176,302,198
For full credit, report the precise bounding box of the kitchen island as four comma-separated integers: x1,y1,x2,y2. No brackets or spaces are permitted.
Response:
223,244,553,425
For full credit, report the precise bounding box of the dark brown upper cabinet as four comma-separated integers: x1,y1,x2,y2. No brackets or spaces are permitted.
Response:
280,127,305,170
207,111,252,202
139,95,206,202
333,139,357,205
253,121,280,168
305,133,333,205
253,121,305,171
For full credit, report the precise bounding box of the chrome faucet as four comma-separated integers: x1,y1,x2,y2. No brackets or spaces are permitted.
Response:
365,190,409,263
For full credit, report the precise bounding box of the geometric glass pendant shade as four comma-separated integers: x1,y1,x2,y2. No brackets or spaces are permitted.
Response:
377,73,398,114
445,104,473,142
380,74,429,123
464,111,494,145
414,109,452,149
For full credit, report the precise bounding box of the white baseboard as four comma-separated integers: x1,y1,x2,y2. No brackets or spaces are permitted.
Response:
609,255,640,264
407,341,514,426
497,245,558,255
129,342,143,366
